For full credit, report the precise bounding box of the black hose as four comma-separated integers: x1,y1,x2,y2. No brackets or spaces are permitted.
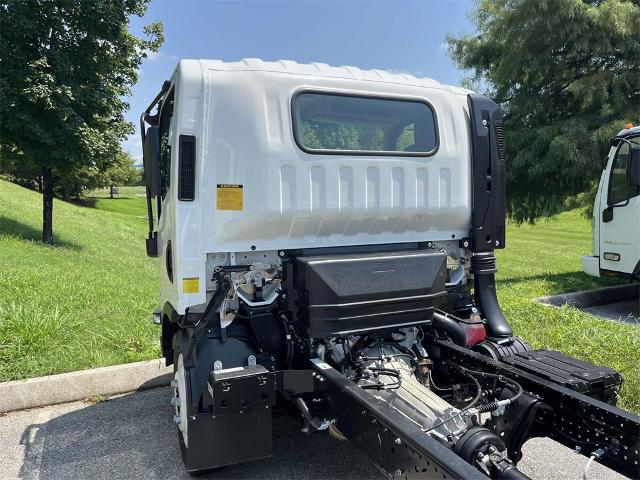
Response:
471,254,513,340
451,363,523,404
280,314,294,369
431,311,467,346
422,371,482,434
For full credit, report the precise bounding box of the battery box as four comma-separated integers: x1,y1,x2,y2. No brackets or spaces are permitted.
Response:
286,249,447,337
502,349,622,403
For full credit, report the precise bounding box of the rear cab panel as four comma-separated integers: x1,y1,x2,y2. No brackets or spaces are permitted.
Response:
164,59,474,314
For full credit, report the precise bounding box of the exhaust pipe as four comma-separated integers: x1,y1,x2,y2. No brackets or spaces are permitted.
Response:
471,253,513,340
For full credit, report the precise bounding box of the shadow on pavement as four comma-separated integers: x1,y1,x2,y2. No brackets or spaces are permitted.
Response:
16,385,381,480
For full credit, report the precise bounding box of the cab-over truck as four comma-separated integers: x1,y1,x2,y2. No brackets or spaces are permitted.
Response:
141,59,640,479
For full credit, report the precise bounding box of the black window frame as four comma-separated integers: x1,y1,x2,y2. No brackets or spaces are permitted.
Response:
291,89,439,157
158,87,175,201
607,137,640,207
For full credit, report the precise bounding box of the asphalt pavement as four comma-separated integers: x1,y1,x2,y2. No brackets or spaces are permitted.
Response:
583,299,639,325
0,386,627,480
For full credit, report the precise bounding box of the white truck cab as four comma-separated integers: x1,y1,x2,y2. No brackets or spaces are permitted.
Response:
582,125,640,279
140,60,639,478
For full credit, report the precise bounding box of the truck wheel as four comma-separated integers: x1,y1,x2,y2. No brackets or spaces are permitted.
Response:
172,334,225,476
172,353,190,451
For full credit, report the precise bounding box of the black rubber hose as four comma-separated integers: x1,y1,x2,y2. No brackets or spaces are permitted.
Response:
431,311,466,347
471,254,513,340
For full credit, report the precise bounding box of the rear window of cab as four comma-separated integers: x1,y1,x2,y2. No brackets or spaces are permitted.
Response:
292,92,438,156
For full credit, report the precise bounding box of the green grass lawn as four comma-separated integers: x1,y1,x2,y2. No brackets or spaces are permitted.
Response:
0,179,638,413
82,186,149,219
0,180,159,379
496,211,639,413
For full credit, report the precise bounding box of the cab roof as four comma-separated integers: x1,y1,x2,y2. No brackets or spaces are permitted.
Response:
616,125,640,138
187,58,471,96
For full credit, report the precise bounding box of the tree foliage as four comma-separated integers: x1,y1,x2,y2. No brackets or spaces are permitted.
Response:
0,0,163,242
448,0,640,222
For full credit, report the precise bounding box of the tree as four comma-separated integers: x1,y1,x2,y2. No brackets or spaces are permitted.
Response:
448,0,640,222
0,1,163,243
103,151,140,197
55,150,139,200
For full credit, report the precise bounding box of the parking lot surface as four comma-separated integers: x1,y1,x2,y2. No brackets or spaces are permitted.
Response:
0,386,625,480
583,299,639,325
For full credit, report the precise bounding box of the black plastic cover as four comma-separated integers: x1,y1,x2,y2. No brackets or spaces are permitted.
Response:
286,250,447,337
468,94,506,251
501,349,622,403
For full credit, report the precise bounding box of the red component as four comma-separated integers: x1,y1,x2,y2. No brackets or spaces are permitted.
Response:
460,315,487,346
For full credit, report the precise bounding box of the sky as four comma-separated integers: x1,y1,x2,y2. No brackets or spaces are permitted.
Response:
124,0,476,163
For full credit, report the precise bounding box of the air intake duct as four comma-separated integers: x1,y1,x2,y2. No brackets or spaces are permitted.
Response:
471,253,513,340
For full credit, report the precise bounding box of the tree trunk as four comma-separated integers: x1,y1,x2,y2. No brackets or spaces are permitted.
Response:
42,167,54,244
110,185,114,199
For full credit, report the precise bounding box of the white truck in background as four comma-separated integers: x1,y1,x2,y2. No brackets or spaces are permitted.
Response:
582,125,640,279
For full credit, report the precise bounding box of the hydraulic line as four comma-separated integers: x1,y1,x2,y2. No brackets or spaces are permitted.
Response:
280,314,294,369
451,363,523,404
422,371,482,434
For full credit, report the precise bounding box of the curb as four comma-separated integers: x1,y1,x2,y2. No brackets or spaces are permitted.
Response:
537,283,639,309
0,359,173,413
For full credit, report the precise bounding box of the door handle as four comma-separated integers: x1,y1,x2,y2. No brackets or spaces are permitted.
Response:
602,207,614,223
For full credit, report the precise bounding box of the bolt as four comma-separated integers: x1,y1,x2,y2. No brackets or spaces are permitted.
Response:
482,119,488,127
394,437,402,445
214,360,223,371
173,415,182,424
279,250,285,257
394,469,402,476
248,355,257,366
190,416,196,421
463,240,470,248
495,240,500,247
282,293,288,300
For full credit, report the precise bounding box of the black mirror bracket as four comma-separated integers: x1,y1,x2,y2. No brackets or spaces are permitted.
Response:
140,80,170,257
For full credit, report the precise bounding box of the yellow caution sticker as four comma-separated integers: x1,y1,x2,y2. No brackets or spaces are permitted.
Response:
216,184,243,211
182,277,200,294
